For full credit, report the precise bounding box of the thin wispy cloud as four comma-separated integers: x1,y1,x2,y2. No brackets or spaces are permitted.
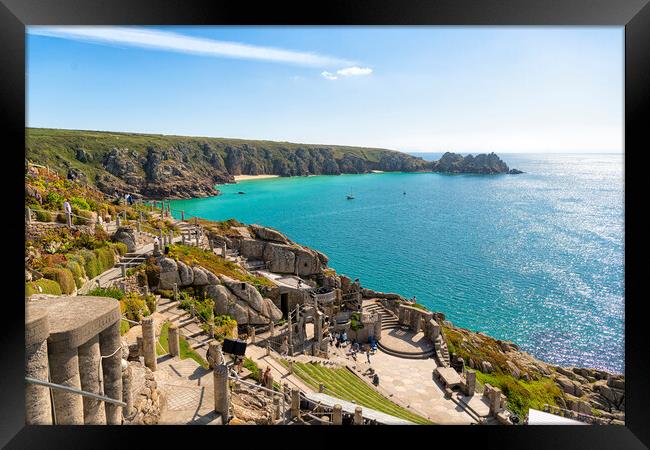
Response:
28,26,355,68
321,66,373,80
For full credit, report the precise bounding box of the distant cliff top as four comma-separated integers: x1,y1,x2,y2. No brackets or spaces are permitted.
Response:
26,128,521,199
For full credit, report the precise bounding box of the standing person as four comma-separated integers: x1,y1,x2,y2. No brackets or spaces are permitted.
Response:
63,200,72,216
262,367,271,387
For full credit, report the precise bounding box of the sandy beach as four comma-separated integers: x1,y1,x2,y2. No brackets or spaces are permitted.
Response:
234,174,280,182
371,170,385,173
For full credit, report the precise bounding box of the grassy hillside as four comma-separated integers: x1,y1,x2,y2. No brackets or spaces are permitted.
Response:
26,127,430,199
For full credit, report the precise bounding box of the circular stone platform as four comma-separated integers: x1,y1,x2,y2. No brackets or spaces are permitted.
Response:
377,328,434,359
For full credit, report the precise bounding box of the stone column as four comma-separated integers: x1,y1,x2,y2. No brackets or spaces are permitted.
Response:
168,323,180,357
77,335,107,424
115,215,121,227
173,283,179,301
374,315,382,341
213,364,229,423
266,373,274,396
121,265,127,279
398,304,407,327
141,317,157,371
195,231,200,247
169,230,173,245
287,315,293,349
136,221,141,233
269,321,275,337
266,341,271,357
66,212,72,227
48,347,84,424
99,320,123,424
122,364,133,419
26,206,32,224
354,406,363,425
332,404,342,425
182,233,186,245
291,389,300,419
250,326,256,344
136,336,144,358
222,242,227,258
489,386,502,416
181,211,185,222
159,229,163,246
272,396,281,421
288,361,293,374
25,307,52,425
315,312,323,348
465,369,476,397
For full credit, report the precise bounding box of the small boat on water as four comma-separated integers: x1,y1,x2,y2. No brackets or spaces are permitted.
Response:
347,187,355,200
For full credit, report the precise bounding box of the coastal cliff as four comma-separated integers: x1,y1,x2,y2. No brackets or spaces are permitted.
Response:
27,128,521,199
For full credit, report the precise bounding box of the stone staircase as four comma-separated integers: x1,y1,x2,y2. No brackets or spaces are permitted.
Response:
156,296,213,361
363,300,436,360
363,300,399,330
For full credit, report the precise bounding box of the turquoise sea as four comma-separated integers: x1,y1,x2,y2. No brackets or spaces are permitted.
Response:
170,153,624,373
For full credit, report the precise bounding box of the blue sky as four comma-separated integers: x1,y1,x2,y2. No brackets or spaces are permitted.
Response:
26,26,623,153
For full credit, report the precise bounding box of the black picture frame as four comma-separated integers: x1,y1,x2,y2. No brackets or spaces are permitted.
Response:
2,0,648,448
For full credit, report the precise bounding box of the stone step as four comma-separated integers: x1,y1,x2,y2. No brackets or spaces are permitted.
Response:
158,301,180,314
177,316,198,328
190,337,213,350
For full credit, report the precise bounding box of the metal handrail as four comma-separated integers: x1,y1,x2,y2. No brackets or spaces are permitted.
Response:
25,377,127,407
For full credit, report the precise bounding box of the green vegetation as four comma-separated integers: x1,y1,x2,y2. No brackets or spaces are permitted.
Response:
410,303,429,311
120,319,130,336
282,360,432,425
41,267,76,295
157,321,208,369
87,286,125,300
243,357,262,382
26,278,62,296
26,127,423,192
168,244,274,288
350,312,364,332
65,261,85,288
121,292,151,323
474,370,562,418
442,324,563,417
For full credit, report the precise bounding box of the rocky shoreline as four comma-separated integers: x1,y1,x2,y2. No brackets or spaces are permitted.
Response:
27,128,522,200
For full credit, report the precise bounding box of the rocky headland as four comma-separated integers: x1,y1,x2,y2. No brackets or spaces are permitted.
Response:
27,128,522,199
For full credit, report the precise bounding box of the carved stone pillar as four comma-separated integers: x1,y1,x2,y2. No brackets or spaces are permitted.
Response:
77,335,106,424
99,320,123,424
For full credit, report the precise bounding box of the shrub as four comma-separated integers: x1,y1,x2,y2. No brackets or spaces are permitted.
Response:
120,319,130,336
34,209,52,222
66,261,85,288
144,293,157,314
73,209,94,225
70,197,90,211
145,264,160,288
88,286,125,300
45,192,64,210
94,247,115,273
136,270,148,287
121,292,150,322
94,225,110,242
80,249,102,279
41,267,76,294
66,253,88,278
55,212,67,224
40,253,68,268
26,278,62,296
112,242,128,256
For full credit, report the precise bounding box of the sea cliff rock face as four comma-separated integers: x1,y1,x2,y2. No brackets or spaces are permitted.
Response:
27,128,521,200
441,323,624,423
